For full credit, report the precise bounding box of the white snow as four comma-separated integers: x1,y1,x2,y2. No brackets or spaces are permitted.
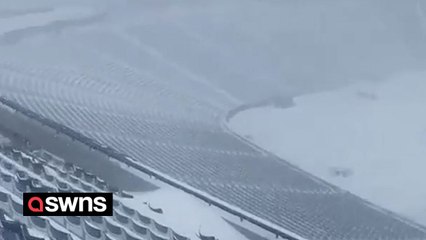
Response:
111,155,296,240
229,72,426,226
122,187,249,240
0,151,256,240
114,159,274,240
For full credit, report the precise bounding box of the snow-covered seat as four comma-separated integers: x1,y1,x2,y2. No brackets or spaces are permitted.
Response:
197,231,217,240
105,218,123,236
10,151,22,162
16,170,28,180
48,223,71,240
65,216,83,237
173,231,190,240
29,181,52,193
55,168,68,179
137,213,152,226
131,221,148,236
29,216,48,231
50,161,109,192
83,220,103,240
51,216,66,226
66,216,82,226
0,191,10,213
63,162,74,172
30,162,45,175
1,161,14,171
68,175,80,185
1,226,22,240
153,221,169,236
1,217,23,237
22,224,45,240
114,209,130,225
56,180,70,192
44,173,55,183
19,156,32,168
150,231,168,240
83,172,96,184
10,198,23,216
14,177,29,194
105,233,119,240
1,172,14,190
113,199,120,208
10,204,25,226
87,215,104,226
121,204,136,217
73,167,84,178
124,230,141,240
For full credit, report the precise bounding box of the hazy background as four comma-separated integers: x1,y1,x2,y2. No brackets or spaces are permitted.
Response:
116,0,426,102
1,0,425,105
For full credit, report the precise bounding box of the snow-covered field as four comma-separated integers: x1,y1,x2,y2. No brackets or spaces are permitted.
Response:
229,72,426,226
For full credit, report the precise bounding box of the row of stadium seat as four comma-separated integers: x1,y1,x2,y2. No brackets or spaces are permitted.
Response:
0,60,227,125
2,92,253,154
0,208,46,240
0,146,190,240
2,67,426,240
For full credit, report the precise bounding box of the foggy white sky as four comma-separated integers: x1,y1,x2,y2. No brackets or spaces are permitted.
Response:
0,0,425,103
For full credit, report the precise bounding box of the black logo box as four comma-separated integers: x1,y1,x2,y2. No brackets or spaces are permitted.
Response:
23,192,113,216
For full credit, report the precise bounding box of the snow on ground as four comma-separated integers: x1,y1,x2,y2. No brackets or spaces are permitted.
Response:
229,72,426,226
115,160,273,240
121,187,249,240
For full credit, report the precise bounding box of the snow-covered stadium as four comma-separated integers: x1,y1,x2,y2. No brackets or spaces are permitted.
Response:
0,0,426,239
